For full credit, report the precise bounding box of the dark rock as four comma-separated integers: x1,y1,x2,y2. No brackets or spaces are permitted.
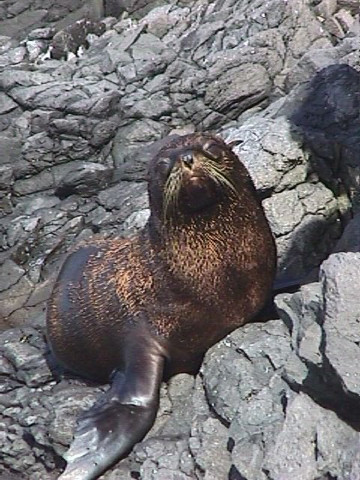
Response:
104,0,126,18
10,133,39,171
90,119,118,146
106,0,164,18
0,10,48,39
50,19,106,60
111,127,173,180
13,170,54,196
55,162,114,198
333,213,360,253
289,64,360,211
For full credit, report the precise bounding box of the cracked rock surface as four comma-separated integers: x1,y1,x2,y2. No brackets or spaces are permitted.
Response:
1,0,360,478
1,0,359,327
3,253,360,479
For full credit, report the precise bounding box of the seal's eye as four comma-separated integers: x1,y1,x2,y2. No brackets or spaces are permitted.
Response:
203,142,223,161
181,152,193,169
157,158,171,175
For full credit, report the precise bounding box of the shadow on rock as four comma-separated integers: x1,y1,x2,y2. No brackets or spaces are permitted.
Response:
288,64,360,215
276,251,360,432
268,64,360,285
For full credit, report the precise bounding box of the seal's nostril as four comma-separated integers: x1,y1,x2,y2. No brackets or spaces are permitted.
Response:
181,153,193,168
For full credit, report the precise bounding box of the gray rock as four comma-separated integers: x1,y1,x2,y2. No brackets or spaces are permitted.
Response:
1,327,52,387
85,205,114,229
13,170,54,196
8,0,33,18
126,93,172,119
222,117,300,195
0,275,33,320
26,39,47,62
97,181,147,214
0,135,22,165
320,253,360,397
263,393,360,480
0,259,25,292
104,0,126,17
275,282,323,353
0,0,360,477
0,36,14,54
140,5,178,39
315,0,337,18
190,416,231,479
0,164,14,193
0,93,17,115
202,320,292,425
263,190,305,237
120,208,150,235
27,27,56,40
55,162,114,198
262,181,339,278
90,120,118,146
205,63,271,119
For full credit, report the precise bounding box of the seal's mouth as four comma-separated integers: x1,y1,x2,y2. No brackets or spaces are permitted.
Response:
161,142,238,220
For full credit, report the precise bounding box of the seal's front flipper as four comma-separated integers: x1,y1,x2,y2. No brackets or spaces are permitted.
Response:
58,335,166,480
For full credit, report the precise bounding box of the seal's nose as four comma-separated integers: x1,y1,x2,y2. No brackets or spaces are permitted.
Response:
180,151,194,169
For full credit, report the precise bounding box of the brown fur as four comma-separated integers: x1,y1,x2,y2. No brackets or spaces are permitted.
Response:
47,133,276,381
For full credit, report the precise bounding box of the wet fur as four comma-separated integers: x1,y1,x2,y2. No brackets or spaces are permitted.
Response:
48,133,275,378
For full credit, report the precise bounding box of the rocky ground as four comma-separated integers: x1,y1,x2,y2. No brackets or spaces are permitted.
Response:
1,0,360,479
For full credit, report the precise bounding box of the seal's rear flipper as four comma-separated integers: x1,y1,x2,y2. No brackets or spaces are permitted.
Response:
58,335,166,480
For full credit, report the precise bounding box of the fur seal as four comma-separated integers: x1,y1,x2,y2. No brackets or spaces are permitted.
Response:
47,133,276,479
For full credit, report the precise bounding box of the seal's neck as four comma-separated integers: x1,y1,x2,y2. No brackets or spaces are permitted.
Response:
148,200,253,295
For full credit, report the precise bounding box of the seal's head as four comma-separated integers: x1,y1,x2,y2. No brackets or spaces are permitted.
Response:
148,133,246,224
